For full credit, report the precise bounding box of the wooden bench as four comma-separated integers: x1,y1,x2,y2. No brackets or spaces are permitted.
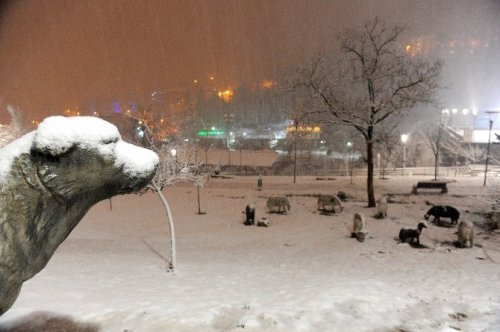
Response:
412,181,447,194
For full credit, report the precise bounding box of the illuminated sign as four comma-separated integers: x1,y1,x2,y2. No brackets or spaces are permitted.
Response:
197,129,225,137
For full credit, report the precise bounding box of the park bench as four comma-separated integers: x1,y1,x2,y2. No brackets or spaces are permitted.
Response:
412,181,448,194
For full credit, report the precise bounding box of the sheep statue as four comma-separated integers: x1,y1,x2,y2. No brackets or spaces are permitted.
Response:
266,196,291,214
0,116,159,316
424,205,460,225
457,220,474,248
399,221,427,245
351,212,366,242
317,194,343,213
375,195,388,219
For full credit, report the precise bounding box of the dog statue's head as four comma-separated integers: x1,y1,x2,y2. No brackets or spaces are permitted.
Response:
1,116,159,203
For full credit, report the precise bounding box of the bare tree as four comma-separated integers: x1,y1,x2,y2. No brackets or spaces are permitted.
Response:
128,107,204,274
285,17,442,206
419,121,444,180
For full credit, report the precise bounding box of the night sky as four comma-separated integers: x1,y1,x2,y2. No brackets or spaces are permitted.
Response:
0,0,499,123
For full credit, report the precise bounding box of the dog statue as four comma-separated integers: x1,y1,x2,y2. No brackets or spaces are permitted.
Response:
0,116,158,315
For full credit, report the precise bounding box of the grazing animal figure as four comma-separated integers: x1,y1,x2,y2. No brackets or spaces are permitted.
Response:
317,194,343,213
399,222,427,245
457,221,474,248
0,116,159,316
424,205,460,225
351,212,366,242
266,196,291,213
376,195,388,218
244,204,256,225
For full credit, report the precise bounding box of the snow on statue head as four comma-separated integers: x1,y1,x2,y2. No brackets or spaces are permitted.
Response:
0,116,159,315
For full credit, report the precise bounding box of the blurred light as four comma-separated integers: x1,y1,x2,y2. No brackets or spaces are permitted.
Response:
218,89,234,103
452,108,458,114
261,80,275,89
442,109,450,114
462,108,469,115
170,149,177,157
401,133,409,144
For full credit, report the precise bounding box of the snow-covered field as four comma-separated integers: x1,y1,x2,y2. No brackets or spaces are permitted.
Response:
1,175,499,332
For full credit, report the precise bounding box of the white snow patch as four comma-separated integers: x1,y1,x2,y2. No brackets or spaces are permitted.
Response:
114,141,159,177
33,116,121,156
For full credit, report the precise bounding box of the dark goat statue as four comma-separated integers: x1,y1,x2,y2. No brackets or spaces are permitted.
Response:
399,222,427,245
424,205,460,225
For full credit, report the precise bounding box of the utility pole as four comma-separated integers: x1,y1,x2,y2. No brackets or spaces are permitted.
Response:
484,111,496,186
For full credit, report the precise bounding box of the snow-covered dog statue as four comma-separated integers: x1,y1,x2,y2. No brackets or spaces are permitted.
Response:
0,116,158,316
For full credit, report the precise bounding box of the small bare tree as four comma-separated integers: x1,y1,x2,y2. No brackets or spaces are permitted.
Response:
285,17,442,206
419,121,443,180
128,107,205,274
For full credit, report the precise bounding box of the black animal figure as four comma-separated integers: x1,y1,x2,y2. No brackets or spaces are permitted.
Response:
244,204,255,225
399,222,427,245
424,205,460,225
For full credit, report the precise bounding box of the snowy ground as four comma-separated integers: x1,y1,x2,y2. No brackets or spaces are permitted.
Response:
0,175,499,332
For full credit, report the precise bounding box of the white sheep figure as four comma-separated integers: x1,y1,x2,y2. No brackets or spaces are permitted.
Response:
351,212,366,242
376,195,388,218
266,196,291,213
317,194,343,213
457,220,474,248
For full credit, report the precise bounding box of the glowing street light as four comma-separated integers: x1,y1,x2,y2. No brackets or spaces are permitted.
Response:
401,133,409,176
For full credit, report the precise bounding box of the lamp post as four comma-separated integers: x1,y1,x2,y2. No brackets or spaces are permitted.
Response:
483,111,497,186
171,148,177,174
401,133,409,176
401,134,408,176
347,141,353,184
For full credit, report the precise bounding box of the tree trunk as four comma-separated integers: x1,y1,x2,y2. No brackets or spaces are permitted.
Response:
152,182,177,273
366,140,376,207
434,152,439,180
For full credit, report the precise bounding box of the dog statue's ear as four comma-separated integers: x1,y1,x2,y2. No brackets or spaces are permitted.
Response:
18,154,42,190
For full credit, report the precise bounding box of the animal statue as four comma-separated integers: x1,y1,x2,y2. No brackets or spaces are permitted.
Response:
457,220,474,248
376,195,388,219
266,196,291,213
351,212,366,242
399,222,427,245
0,116,158,316
244,204,256,225
424,205,460,225
317,194,343,213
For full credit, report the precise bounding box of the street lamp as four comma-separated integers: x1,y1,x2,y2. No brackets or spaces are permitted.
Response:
347,141,353,183
401,133,409,176
484,111,497,186
171,148,177,173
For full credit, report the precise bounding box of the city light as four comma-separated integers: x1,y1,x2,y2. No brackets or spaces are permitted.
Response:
218,89,234,103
